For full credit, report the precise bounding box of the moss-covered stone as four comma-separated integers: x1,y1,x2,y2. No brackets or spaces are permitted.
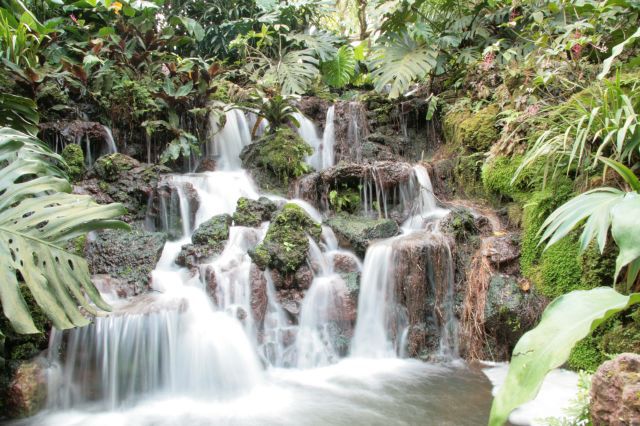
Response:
94,153,139,182
192,214,232,245
61,143,85,182
240,127,313,192
536,236,583,299
233,197,277,227
325,215,399,257
452,153,484,197
441,208,479,242
444,104,499,152
176,214,232,269
481,155,543,202
250,204,321,274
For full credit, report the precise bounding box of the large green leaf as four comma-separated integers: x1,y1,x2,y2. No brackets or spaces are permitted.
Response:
370,34,438,98
272,48,319,95
489,287,640,426
611,192,640,279
598,26,640,80
0,93,39,135
0,128,129,334
321,45,356,88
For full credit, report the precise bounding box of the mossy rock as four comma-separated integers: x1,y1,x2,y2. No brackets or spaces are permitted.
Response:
440,207,479,242
94,153,139,182
481,155,544,202
61,143,85,182
249,203,321,274
233,197,277,227
452,153,484,197
444,104,499,152
192,214,232,245
325,215,399,258
240,127,313,192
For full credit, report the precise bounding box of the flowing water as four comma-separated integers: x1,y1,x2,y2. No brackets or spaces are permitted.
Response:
21,107,572,426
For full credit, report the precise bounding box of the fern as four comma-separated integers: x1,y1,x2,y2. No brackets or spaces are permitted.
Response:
369,34,437,98
322,46,356,88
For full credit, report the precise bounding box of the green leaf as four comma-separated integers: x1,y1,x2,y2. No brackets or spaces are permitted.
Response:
174,81,194,98
0,128,129,335
322,46,356,88
288,32,338,62
370,34,437,98
599,157,640,192
489,288,640,426
0,94,39,135
273,49,319,95
611,193,640,280
598,26,640,80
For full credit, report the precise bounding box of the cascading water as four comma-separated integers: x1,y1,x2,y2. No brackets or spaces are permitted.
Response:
295,107,335,171
34,112,501,426
351,165,456,359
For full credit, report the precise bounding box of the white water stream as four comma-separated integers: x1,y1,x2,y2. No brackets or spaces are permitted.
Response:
28,108,576,426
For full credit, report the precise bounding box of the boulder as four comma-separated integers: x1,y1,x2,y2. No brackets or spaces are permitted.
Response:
85,228,167,295
233,197,277,227
4,359,47,418
590,353,640,426
249,204,321,276
176,214,232,269
325,215,399,257
76,153,171,223
151,177,200,239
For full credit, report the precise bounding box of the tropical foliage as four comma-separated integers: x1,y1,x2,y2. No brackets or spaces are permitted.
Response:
0,127,128,335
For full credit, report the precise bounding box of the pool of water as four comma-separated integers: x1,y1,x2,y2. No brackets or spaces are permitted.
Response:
15,359,493,426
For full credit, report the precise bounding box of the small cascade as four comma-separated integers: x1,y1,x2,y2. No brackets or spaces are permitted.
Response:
295,238,349,368
208,109,252,170
352,164,457,359
102,125,118,155
295,107,336,171
350,240,397,358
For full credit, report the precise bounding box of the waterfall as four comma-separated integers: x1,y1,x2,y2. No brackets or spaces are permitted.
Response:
351,240,397,358
352,165,455,359
102,126,118,155
295,107,336,171
208,109,252,171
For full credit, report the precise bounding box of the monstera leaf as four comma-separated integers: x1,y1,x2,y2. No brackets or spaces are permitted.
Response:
370,33,438,98
271,48,319,95
322,46,356,88
0,128,129,335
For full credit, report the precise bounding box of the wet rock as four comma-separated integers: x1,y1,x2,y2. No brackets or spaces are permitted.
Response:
203,266,218,304
482,274,545,360
151,177,200,239
393,232,454,357
76,153,171,223
332,253,360,274
590,353,640,426
296,97,331,125
5,359,47,418
440,207,479,242
325,215,399,258
195,158,216,172
250,204,321,276
233,197,277,227
91,274,130,299
250,264,268,324
86,228,167,295
294,265,314,290
176,214,231,269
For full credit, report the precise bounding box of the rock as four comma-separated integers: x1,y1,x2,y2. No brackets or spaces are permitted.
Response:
393,232,454,357
233,197,277,227
76,153,171,223
590,353,640,426
250,264,268,325
5,359,47,418
91,274,129,299
176,214,231,269
440,207,479,242
332,253,360,274
250,204,321,276
151,177,200,239
482,274,545,359
325,215,399,257
86,228,167,295
277,289,304,317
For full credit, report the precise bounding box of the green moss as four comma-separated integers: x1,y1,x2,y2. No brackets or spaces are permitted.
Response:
233,197,277,227
61,144,85,182
536,236,583,299
481,155,543,202
250,203,321,273
568,335,606,372
192,214,232,245
94,153,138,182
444,104,499,152
520,183,575,277
453,153,484,197
241,127,313,191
